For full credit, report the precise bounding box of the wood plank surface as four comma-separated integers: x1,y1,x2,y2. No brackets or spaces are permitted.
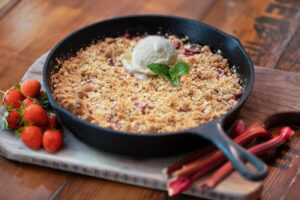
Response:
0,0,19,19
276,25,300,72
0,0,300,200
202,0,300,70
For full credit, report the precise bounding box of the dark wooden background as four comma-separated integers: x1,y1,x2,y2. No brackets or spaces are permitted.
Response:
0,0,299,199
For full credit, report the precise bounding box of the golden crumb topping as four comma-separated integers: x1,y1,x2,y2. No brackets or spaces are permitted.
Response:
51,35,242,133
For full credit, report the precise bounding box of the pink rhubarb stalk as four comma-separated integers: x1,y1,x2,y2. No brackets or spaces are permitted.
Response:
199,126,295,190
166,124,271,196
173,126,270,178
163,120,245,178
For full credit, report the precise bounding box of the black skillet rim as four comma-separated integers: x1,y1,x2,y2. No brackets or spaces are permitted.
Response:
42,14,255,137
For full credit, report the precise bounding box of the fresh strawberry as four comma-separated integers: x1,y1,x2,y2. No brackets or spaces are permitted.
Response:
47,113,58,129
22,98,35,107
21,79,41,97
23,104,48,126
4,89,24,109
43,130,63,152
6,110,22,130
21,125,43,149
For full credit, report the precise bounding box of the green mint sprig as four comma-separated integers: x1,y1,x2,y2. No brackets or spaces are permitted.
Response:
147,62,190,86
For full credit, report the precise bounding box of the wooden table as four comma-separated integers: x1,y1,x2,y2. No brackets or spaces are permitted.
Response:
0,0,299,199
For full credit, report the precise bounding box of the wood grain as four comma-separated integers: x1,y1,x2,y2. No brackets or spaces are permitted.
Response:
55,174,169,200
0,0,19,19
276,25,300,72
262,127,300,200
0,157,68,200
239,67,300,125
202,0,300,70
0,0,300,199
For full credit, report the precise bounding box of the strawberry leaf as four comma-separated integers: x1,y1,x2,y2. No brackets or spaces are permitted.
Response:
2,116,8,131
32,98,40,104
13,84,21,90
15,126,24,136
1,89,8,106
7,103,13,111
39,91,54,113
20,101,26,108
2,118,8,131
1,110,10,131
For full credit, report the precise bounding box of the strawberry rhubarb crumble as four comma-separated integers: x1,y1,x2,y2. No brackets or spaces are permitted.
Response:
51,34,242,133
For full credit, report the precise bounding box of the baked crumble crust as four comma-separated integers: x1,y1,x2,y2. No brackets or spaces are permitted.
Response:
51,35,242,133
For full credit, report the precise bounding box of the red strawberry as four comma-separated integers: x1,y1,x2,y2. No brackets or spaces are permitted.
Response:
23,104,48,126
47,114,58,129
4,89,24,109
21,125,43,149
21,79,41,97
43,130,63,152
22,98,35,107
6,110,22,130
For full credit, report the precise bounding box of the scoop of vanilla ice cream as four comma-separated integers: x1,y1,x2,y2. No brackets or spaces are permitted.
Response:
122,36,177,79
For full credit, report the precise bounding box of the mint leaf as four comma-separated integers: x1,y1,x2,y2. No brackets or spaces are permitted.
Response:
169,62,190,86
169,62,190,80
147,63,171,81
171,76,179,86
147,62,191,86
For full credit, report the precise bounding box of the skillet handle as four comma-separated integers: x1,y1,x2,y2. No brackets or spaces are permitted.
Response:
193,121,268,181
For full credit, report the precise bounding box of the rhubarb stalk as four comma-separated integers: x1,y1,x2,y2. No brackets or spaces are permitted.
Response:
167,124,271,196
199,126,294,189
173,126,270,178
163,120,245,178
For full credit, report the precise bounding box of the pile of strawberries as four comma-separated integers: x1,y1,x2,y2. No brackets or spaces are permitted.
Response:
1,79,63,152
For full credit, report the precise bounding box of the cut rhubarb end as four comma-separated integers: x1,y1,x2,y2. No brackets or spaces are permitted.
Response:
231,119,245,137
279,126,295,142
235,119,245,135
167,177,191,197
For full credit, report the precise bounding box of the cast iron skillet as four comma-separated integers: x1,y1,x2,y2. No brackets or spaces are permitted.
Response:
43,15,268,181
